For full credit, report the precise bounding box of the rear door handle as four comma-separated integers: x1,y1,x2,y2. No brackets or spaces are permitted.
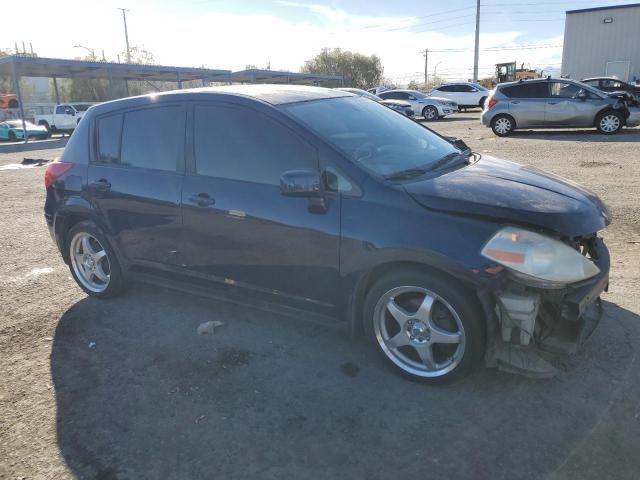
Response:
89,178,111,192
547,102,558,105
188,192,216,207
511,101,520,104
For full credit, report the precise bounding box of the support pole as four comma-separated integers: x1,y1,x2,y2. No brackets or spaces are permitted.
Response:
177,72,182,89
424,48,428,86
53,76,60,104
124,79,129,96
473,0,481,82
11,59,28,143
108,69,114,99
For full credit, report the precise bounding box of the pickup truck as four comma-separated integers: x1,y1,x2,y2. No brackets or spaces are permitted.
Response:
34,103,93,133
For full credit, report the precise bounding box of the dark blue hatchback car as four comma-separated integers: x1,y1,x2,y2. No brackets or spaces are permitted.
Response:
45,85,611,382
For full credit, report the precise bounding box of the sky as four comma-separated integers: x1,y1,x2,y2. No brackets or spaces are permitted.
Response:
4,0,640,84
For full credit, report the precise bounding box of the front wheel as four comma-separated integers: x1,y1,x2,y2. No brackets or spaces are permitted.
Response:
422,105,438,121
596,111,622,134
363,270,485,383
67,221,126,298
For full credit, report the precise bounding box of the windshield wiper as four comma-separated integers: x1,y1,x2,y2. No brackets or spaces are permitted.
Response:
384,167,429,181
428,151,472,171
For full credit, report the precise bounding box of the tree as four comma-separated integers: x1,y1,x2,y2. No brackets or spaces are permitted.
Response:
301,48,384,89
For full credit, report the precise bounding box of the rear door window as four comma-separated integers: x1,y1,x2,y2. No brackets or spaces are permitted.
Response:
193,104,317,185
96,113,123,164
120,105,184,172
501,83,549,98
550,82,582,98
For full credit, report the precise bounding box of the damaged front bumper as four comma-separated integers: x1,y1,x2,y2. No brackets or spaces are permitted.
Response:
482,237,610,378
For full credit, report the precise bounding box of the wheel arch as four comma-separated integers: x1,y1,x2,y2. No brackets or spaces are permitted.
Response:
348,260,479,337
593,107,624,127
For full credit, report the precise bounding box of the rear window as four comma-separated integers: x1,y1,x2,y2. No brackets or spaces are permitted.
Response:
501,83,549,98
60,115,90,164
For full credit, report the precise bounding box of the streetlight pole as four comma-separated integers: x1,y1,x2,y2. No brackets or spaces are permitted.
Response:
118,8,131,63
73,44,95,58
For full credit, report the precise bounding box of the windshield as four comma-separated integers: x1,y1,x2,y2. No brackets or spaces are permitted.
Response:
72,104,91,111
6,120,38,128
283,96,460,177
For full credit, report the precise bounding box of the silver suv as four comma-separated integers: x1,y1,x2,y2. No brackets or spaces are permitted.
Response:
481,78,635,136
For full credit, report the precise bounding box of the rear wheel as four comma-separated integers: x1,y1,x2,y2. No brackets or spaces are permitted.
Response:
422,105,438,121
363,270,485,383
491,114,515,136
67,221,125,298
596,111,622,134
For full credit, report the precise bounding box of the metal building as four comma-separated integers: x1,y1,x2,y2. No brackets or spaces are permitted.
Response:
561,3,640,82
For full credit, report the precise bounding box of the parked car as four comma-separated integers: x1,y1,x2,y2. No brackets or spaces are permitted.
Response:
34,103,92,133
0,120,49,141
581,77,640,105
378,89,457,120
45,85,610,383
429,82,489,110
0,94,19,109
481,78,637,136
338,88,414,117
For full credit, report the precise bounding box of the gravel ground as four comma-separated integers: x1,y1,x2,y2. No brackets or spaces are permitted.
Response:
1,115,639,480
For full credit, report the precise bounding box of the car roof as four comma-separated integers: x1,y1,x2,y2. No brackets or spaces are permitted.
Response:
582,77,627,82
85,84,354,118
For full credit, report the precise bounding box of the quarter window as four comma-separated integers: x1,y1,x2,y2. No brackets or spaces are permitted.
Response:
194,104,317,185
120,105,183,171
96,113,122,164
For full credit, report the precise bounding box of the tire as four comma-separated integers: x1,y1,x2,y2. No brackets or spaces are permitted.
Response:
67,221,126,298
8,131,16,142
363,270,485,383
596,111,622,135
491,114,515,137
422,105,438,121
479,96,487,108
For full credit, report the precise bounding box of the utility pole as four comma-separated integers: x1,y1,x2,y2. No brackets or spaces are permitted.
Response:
424,48,429,87
473,0,480,81
118,8,131,63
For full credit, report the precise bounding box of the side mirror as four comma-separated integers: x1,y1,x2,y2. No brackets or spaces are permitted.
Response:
280,169,323,197
444,136,470,151
576,90,587,101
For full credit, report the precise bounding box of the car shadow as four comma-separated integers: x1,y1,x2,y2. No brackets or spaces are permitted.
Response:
509,127,640,142
51,284,640,479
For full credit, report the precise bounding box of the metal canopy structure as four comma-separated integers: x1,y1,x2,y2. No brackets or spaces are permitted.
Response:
0,55,343,142
231,68,343,86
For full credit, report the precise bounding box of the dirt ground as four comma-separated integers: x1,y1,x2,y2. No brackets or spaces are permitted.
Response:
1,114,639,480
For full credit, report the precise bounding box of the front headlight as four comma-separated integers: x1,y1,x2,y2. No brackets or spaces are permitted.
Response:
481,226,600,286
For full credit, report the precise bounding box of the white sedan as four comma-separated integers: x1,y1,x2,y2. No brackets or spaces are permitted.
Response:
377,89,458,120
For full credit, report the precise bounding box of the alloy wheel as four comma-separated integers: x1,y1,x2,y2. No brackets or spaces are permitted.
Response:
424,106,437,120
373,286,466,378
69,232,111,293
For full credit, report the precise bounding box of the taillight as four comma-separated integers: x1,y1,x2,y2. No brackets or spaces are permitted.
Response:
44,161,73,188
487,97,498,109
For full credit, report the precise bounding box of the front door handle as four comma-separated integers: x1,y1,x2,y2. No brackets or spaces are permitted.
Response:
89,178,111,192
547,101,558,105
188,192,216,207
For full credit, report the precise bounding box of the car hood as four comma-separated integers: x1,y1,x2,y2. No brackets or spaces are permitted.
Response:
404,156,611,237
